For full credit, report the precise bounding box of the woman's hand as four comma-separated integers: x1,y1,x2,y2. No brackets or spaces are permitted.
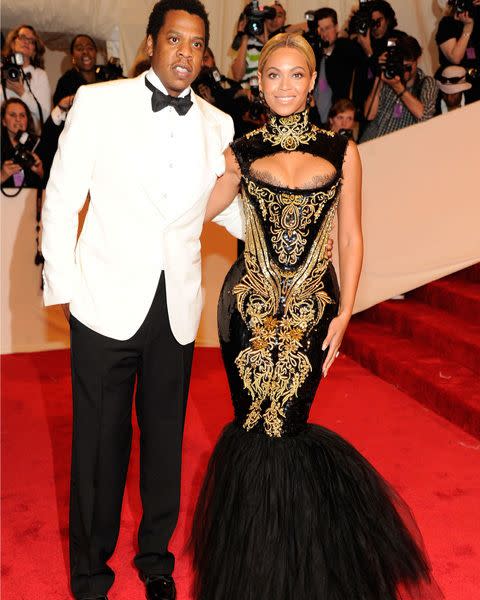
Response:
1,160,22,184
321,311,351,378
457,11,474,25
57,94,75,111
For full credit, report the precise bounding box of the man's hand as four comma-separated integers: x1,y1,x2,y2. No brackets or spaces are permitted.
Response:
458,11,474,25
62,303,70,322
353,28,373,57
1,160,22,184
6,78,25,97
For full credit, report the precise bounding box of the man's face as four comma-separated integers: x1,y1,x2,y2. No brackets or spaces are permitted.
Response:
317,17,338,46
265,5,287,34
403,59,417,84
371,11,389,40
146,10,206,96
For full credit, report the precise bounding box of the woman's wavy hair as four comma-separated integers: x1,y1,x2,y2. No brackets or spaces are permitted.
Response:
2,25,46,69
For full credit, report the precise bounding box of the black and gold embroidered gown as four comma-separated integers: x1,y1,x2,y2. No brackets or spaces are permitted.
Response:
191,110,442,600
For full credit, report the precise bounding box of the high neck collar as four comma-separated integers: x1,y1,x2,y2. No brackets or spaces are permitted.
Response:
263,107,316,151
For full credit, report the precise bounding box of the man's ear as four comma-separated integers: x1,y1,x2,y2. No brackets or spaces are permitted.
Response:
146,34,154,58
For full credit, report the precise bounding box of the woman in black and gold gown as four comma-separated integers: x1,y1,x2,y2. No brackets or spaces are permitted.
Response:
192,33,442,600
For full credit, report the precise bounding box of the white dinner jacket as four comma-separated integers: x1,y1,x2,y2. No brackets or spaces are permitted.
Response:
42,73,244,345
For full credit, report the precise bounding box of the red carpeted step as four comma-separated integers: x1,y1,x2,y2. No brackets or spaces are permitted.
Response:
363,300,480,375
448,262,480,284
409,278,480,326
343,320,480,439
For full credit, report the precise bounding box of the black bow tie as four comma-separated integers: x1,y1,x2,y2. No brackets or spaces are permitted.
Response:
145,77,193,116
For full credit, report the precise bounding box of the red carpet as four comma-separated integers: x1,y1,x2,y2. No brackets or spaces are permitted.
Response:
343,265,480,438
2,347,480,599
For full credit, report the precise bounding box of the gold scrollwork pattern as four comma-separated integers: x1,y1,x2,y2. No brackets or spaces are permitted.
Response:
245,177,340,267
234,187,340,438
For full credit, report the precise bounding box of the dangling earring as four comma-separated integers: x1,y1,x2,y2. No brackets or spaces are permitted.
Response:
307,91,313,106
259,90,266,105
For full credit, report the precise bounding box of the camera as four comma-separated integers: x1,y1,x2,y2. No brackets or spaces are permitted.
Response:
11,130,40,170
448,0,474,15
197,66,224,94
304,10,330,52
382,39,404,80
1,52,24,84
348,0,375,36
95,57,124,82
248,76,265,120
338,128,354,140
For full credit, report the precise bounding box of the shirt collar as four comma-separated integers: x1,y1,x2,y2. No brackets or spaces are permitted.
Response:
145,67,191,98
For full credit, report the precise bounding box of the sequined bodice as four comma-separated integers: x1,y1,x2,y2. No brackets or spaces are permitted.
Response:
222,110,348,438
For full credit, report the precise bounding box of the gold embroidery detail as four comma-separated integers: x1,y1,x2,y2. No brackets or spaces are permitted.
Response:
262,109,319,151
245,177,340,267
234,186,340,437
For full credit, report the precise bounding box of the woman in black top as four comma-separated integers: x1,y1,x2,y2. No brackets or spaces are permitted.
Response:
435,1,480,103
1,98,43,188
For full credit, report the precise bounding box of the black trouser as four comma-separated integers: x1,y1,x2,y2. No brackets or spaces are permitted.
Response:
68,273,194,599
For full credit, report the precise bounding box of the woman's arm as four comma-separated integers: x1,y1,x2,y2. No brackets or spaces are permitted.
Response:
322,140,363,376
204,146,241,223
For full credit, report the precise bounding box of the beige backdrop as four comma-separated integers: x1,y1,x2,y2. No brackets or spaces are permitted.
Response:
2,102,479,354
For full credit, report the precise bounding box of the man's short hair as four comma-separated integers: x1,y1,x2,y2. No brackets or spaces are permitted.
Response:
316,8,338,26
147,0,210,48
370,0,398,30
398,35,422,61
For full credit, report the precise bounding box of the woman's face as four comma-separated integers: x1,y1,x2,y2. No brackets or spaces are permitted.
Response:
72,36,97,74
2,102,28,137
12,27,37,61
259,47,316,117
329,109,354,133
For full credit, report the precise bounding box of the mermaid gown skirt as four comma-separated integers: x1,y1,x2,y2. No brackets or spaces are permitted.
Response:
191,111,442,599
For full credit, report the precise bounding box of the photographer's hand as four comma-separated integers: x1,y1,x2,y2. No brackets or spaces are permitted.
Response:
58,95,75,111
6,78,26,97
197,83,216,105
1,160,22,184
30,153,44,179
356,28,373,58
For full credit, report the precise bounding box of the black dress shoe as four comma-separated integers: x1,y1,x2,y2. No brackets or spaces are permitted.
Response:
143,574,176,600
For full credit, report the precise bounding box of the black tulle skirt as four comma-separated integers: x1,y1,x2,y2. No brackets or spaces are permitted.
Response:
191,422,443,600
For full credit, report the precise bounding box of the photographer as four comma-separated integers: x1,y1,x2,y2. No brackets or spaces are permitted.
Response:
1,98,43,188
328,98,356,137
435,0,480,103
193,47,250,136
1,25,51,133
349,1,407,112
311,8,363,124
360,36,437,142
435,64,472,113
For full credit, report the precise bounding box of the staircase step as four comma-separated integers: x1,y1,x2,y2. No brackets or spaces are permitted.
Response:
409,278,480,326
363,300,480,375
343,320,480,439
449,262,480,284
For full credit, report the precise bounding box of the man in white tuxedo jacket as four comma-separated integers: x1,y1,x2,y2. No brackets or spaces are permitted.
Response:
41,2,243,599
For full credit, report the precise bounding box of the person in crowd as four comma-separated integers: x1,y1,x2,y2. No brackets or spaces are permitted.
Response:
313,8,363,125
328,98,356,137
435,64,472,113
360,35,437,142
193,47,250,135
231,5,268,86
1,25,51,132
350,1,407,116
1,98,43,187
40,34,100,183
265,1,288,37
191,31,442,600
41,1,246,598
435,0,480,103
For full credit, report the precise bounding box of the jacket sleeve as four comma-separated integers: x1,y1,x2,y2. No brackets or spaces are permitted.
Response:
41,85,97,306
